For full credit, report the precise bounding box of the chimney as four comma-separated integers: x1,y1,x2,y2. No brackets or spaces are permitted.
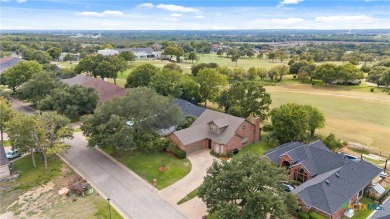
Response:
253,117,260,142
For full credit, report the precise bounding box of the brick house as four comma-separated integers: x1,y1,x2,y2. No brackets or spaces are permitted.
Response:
169,109,260,154
263,141,382,219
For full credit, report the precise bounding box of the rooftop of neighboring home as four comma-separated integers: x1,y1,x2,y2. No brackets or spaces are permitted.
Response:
117,47,157,55
173,99,206,118
293,158,382,216
173,109,245,145
61,75,127,101
264,140,347,176
264,140,383,217
0,57,21,73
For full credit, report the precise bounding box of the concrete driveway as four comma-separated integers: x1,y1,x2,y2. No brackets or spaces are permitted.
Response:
159,149,216,218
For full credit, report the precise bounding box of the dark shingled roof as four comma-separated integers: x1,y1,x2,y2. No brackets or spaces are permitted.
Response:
62,74,92,86
173,99,206,118
293,160,382,215
263,141,305,164
264,140,345,176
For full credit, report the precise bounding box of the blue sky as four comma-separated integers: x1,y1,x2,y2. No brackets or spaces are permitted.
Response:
1,0,390,30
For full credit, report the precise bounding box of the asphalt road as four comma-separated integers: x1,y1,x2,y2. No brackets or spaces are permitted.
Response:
11,98,185,219
370,197,390,219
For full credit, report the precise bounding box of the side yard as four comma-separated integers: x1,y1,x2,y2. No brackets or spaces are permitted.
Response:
0,155,122,219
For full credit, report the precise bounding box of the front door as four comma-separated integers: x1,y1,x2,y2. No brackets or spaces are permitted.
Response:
208,139,212,149
220,145,224,154
215,144,219,153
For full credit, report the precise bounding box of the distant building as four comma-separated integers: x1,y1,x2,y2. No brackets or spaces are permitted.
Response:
59,53,80,61
97,49,119,56
118,48,162,59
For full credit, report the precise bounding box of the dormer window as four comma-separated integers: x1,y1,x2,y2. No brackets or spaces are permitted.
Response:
210,125,217,132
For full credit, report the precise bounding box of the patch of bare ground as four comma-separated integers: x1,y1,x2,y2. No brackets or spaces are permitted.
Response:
0,163,115,219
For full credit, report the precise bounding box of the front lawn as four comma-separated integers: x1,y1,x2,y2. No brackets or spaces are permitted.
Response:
105,149,192,190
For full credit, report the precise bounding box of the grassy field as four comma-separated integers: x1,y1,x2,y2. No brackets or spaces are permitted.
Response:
104,149,192,190
266,85,390,155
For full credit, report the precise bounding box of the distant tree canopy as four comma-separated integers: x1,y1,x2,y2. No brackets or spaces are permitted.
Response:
216,81,271,119
191,62,219,77
22,49,52,64
163,46,184,62
196,68,227,107
126,64,160,88
119,50,136,61
2,60,43,92
75,55,128,84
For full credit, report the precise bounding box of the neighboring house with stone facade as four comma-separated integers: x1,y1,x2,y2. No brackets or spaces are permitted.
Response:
169,109,260,154
264,141,382,219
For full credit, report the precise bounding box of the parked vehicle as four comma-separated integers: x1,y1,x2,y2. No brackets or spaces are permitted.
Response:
379,171,388,178
6,149,21,160
281,182,295,192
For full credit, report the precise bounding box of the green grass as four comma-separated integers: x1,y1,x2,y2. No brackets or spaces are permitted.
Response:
237,140,275,157
93,196,123,219
2,140,11,147
362,155,385,165
12,155,63,190
268,87,390,154
351,197,377,219
177,187,200,205
104,149,192,190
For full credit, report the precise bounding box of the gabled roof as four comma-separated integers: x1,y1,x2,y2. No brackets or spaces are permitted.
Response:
293,160,382,215
61,75,127,101
263,142,305,164
210,118,230,128
263,140,345,176
173,109,245,145
173,99,206,118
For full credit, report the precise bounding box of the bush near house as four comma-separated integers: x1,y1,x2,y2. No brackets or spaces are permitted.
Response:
297,211,310,219
174,148,186,159
309,211,326,219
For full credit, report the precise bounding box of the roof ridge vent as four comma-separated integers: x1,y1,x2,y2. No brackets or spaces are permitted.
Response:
336,172,340,177
325,180,330,185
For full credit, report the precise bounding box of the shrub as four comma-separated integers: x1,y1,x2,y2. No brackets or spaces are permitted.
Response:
298,211,310,219
309,211,326,219
370,88,375,92
157,138,171,151
293,75,297,79
262,124,274,132
323,133,343,150
174,149,186,159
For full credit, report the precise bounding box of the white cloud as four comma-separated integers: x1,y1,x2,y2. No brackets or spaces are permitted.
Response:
102,10,123,16
315,15,374,23
156,4,198,13
137,3,154,8
271,17,304,24
161,17,179,22
279,0,303,5
196,15,205,19
170,13,183,17
78,10,123,17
